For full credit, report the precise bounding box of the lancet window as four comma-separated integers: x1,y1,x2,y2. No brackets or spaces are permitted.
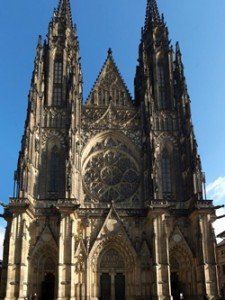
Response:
52,61,63,106
161,151,172,194
49,146,60,192
157,64,167,109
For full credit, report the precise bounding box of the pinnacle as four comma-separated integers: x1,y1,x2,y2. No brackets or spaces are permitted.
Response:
176,41,181,55
57,0,73,26
145,0,161,29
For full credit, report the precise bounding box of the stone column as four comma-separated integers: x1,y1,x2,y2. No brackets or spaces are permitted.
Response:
198,213,219,300
5,215,17,300
58,214,66,300
18,218,29,299
111,273,115,300
70,218,76,300
57,206,77,300
190,206,220,300
151,211,171,300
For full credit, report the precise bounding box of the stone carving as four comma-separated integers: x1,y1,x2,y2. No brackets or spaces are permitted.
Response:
100,249,125,269
86,51,133,107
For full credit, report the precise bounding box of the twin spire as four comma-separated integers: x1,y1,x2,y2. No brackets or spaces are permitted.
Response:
55,0,161,33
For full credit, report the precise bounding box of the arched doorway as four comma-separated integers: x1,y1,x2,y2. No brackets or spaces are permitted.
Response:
99,249,125,300
41,272,55,300
170,248,193,299
29,247,57,300
40,257,56,300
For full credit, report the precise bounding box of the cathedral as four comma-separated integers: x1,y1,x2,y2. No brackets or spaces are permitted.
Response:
0,0,221,299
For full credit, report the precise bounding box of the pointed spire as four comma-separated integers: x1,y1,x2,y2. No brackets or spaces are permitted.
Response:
57,0,73,26
175,41,182,63
145,0,160,29
37,35,43,50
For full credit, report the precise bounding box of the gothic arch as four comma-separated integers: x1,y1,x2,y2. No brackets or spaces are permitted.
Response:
169,244,196,298
28,243,58,298
156,51,164,60
88,234,137,299
81,130,140,163
154,135,182,200
98,248,125,272
90,235,136,271
52,47,63,59
155,133,179,151
41,130,66,148
38,132,67,198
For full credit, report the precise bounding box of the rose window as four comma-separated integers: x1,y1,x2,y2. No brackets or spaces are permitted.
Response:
83,138,140,202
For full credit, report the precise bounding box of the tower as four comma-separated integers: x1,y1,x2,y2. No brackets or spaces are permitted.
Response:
0,0,220,299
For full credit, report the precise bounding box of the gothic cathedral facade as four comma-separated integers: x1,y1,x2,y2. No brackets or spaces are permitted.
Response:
0,0,220,299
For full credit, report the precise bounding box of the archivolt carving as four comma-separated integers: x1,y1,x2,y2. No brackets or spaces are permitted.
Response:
82,133,140,203
169,245,193,269
90,235,136,272
82,105,140,131
31,243,58,269
41,130,67,148
100,248,125,270
154,133,179,151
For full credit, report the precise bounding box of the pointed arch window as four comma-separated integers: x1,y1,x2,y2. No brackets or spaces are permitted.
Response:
161,152,172,194
49,146,60,192
54,61,63,83
157,64,167,109
53,60,63,106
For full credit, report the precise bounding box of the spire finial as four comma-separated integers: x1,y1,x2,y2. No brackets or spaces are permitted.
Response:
145,0,160,29
107,48,113,57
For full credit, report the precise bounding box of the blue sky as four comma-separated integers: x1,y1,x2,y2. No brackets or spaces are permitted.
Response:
0,0,225,254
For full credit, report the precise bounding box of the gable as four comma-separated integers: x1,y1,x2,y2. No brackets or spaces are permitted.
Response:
86,49,133,107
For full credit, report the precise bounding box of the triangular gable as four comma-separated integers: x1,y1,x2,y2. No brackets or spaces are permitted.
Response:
29,223,58,258
89,204,137,257
140,240,151,257
139,240,151,268
75,239,88,258
97,205,128,237
86,49,133,107
169,226,193,258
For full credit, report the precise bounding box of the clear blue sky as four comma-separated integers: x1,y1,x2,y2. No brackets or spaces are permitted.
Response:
0,0,225,206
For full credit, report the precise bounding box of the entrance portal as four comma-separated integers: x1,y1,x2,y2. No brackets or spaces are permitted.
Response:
99,249,126,300
115,273,125,300
41,272,55,300
100,273,125,300
100,273,111,300
171,272,182,300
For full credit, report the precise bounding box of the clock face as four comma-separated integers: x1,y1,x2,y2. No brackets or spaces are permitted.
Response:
173,234,182,243
83,137,140,203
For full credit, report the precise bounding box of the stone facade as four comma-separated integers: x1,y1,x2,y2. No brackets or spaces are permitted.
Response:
0,0,221,299
217,232,225,298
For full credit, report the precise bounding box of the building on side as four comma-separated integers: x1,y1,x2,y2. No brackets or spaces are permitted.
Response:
0,0,221,299
217,231,225,299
